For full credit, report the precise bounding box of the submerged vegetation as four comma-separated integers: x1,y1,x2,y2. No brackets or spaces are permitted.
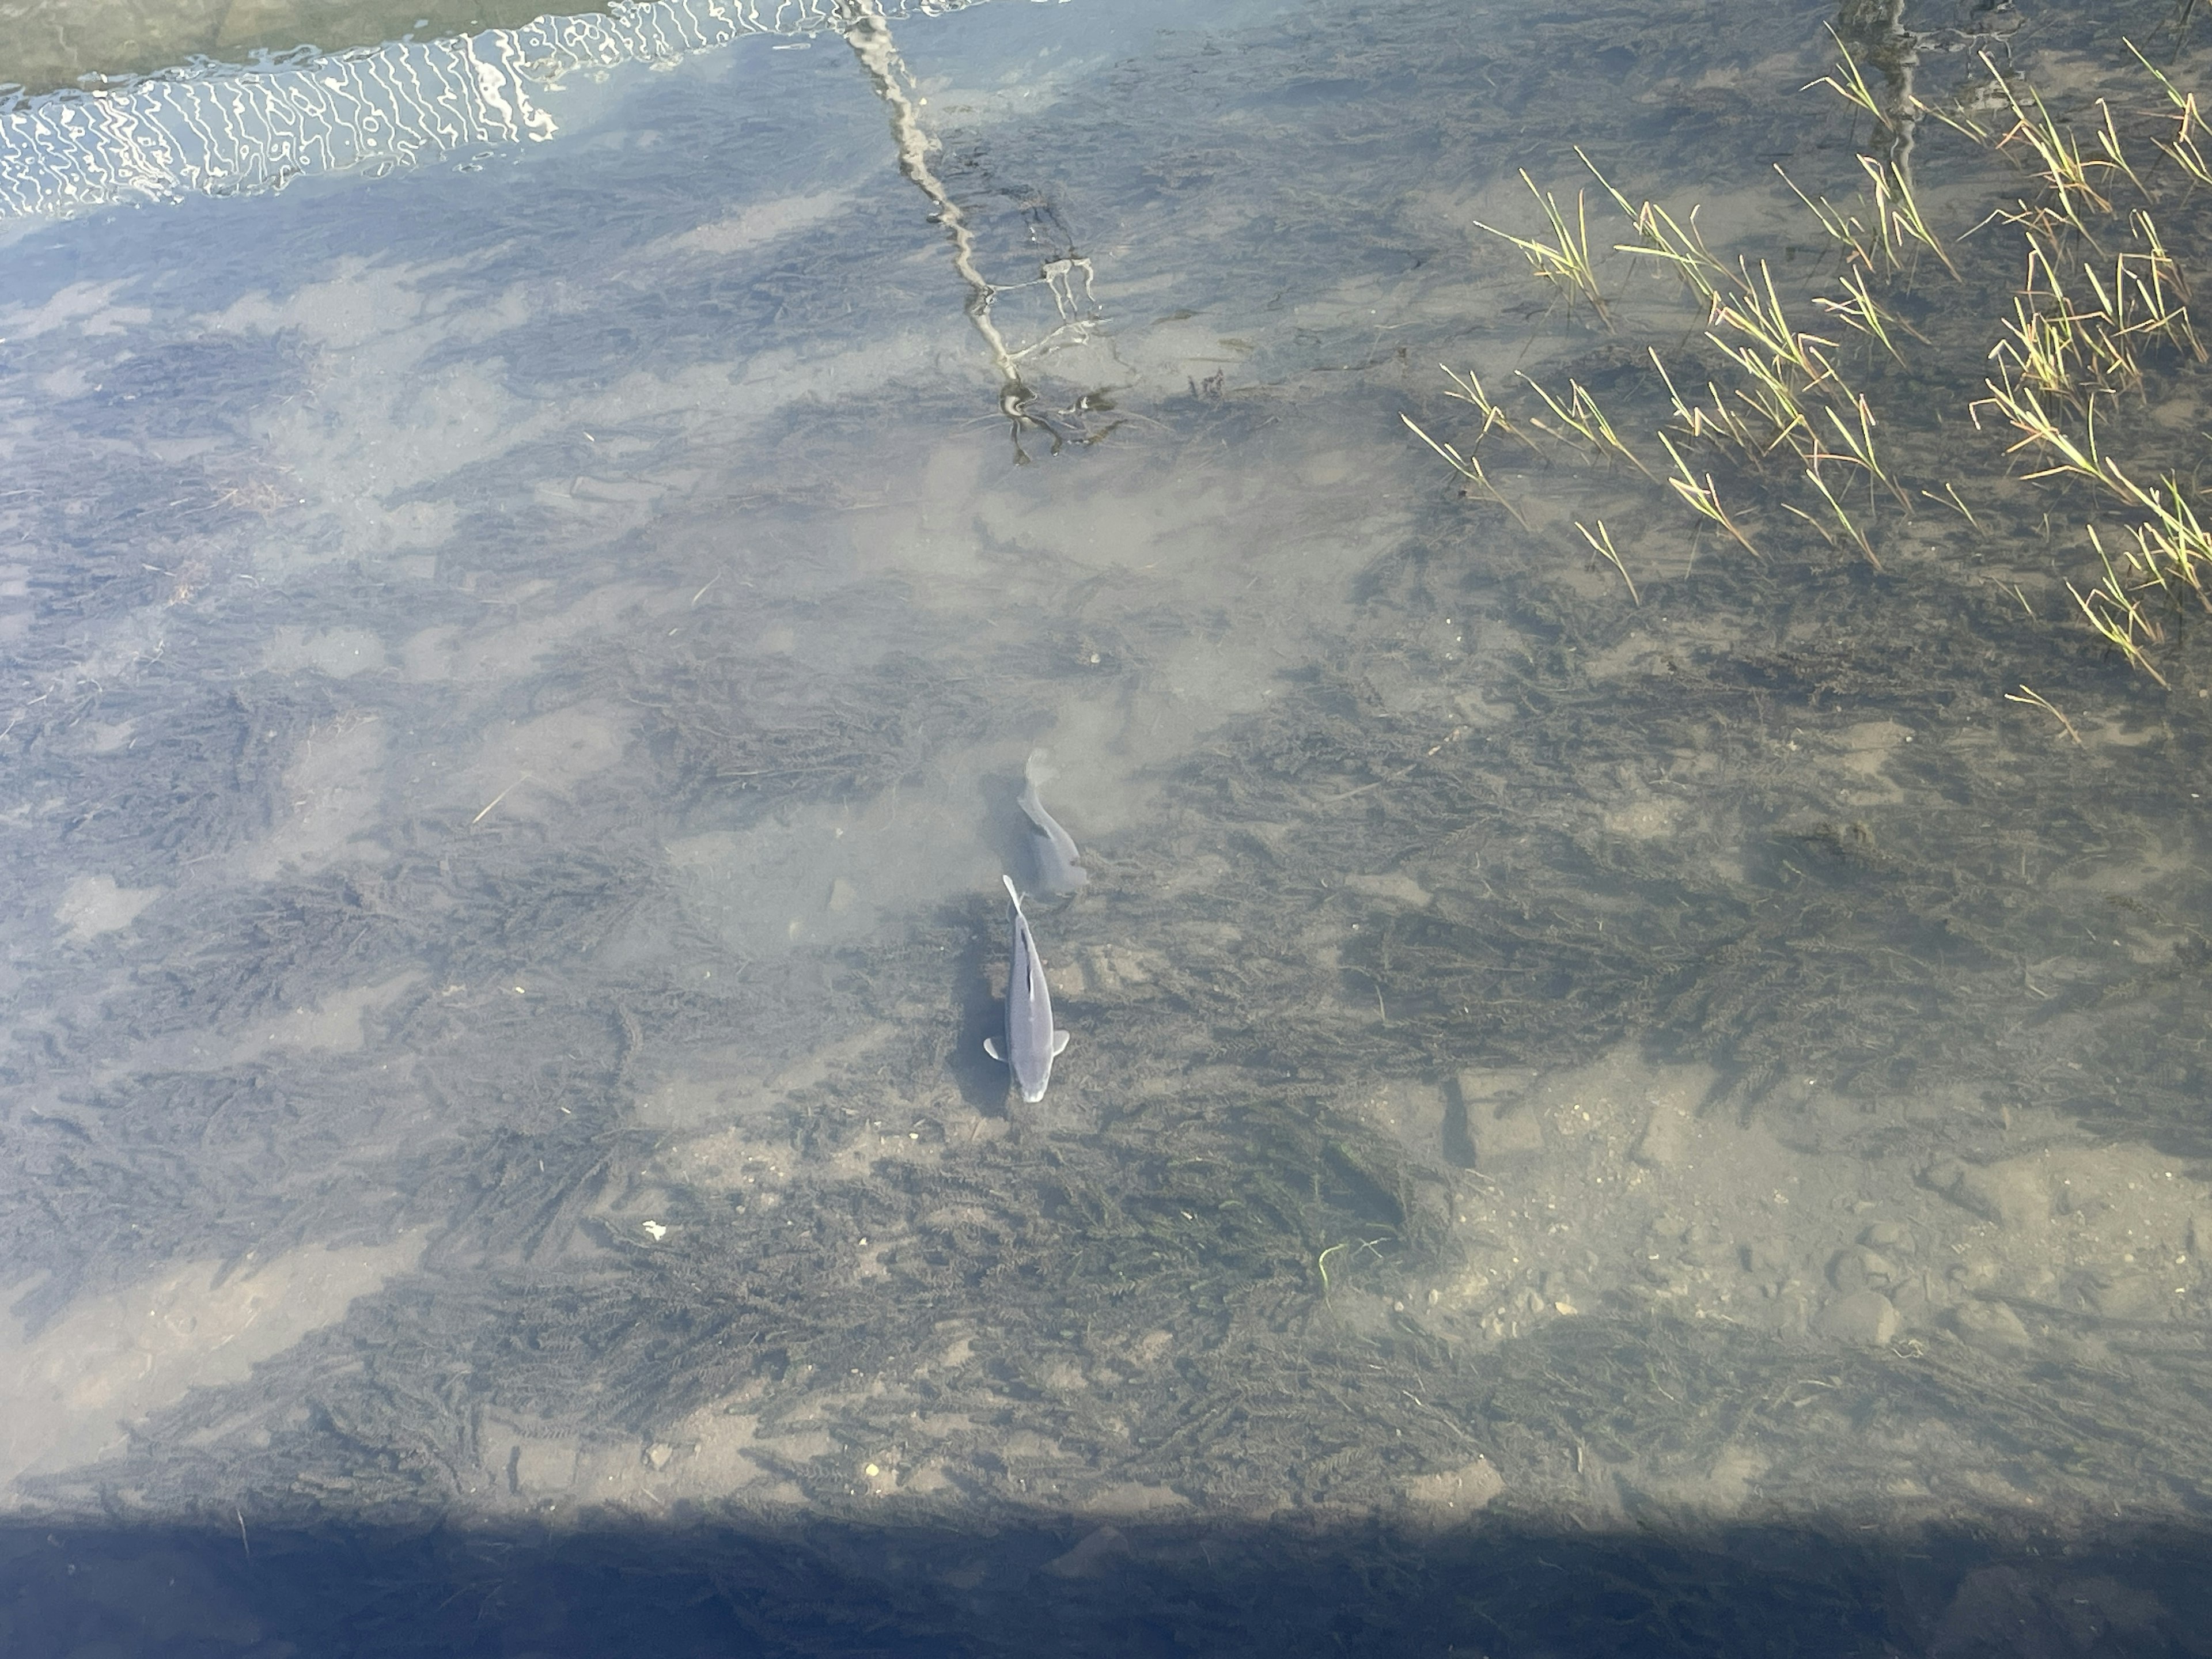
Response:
1410,26,2212,694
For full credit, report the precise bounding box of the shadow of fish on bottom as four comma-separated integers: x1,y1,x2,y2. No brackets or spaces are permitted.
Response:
984,873,1069,1102
1019,747,1088,894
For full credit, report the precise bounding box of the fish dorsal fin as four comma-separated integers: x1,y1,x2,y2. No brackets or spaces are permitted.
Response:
984,1036,1004,1062
1051,1030,1070,1057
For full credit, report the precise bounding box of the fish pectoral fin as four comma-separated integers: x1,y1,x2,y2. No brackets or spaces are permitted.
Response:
1051,1030,1070,1057
983,1037,1004,1063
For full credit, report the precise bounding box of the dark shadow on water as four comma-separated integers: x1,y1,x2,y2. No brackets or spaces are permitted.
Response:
6,1508,2210,1657
948,892,1014,1115
976,768,1037,893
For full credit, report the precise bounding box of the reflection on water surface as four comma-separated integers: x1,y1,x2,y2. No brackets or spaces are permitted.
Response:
3,0,2212,1652
0,0,618,98
0,0,1010,217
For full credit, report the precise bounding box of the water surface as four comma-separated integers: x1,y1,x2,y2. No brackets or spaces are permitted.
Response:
5,0,2212,1652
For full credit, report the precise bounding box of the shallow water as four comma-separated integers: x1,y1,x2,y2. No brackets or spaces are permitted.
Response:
0,0,597,99
5,0,2212,1652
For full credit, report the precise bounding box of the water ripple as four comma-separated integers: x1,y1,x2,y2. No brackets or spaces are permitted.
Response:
0,0,1021,220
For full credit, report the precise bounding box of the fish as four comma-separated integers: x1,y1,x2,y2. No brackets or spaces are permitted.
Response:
1018,747,1088,895
983,873,1069,1103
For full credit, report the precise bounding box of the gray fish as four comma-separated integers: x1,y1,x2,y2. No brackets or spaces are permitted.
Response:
1018,747,1088,895
983,873,1069,1103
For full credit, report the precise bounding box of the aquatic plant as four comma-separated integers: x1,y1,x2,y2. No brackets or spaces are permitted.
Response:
1415,28,2212,690
1473,171,1614,327
1574,519,1639,604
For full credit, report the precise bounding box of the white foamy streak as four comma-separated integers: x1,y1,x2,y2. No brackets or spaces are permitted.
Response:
0,0,1005,220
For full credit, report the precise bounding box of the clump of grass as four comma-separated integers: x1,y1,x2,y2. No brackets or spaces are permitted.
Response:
1418,28,2212,688
1804,25,1892,134
1779,165,1886,281
2004,684,2085,743
2076,529,2172,686
1400,410,1530,531
1574,520,1640,604
1407,409,1531,526
1988,54,2122,246
2130,40,2212,186
1813,264,1922,363
1474,172,1613,329
1589,151,1730,302
1519,373,1658,481
1650,346,1756,454
1924,482,1982,532
1792,461,1882,569
2095,468,2212,609
1657,432,1762,558
1438,364,1542,453
1858,151,1962,279
1820,390,1910,511
1971,376,2108,484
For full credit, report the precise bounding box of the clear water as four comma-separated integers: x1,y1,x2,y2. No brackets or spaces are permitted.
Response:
5,0,2212,1652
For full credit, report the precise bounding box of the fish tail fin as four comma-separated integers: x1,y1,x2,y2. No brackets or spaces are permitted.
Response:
1023,747,1057,790
1001,873,1023,910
